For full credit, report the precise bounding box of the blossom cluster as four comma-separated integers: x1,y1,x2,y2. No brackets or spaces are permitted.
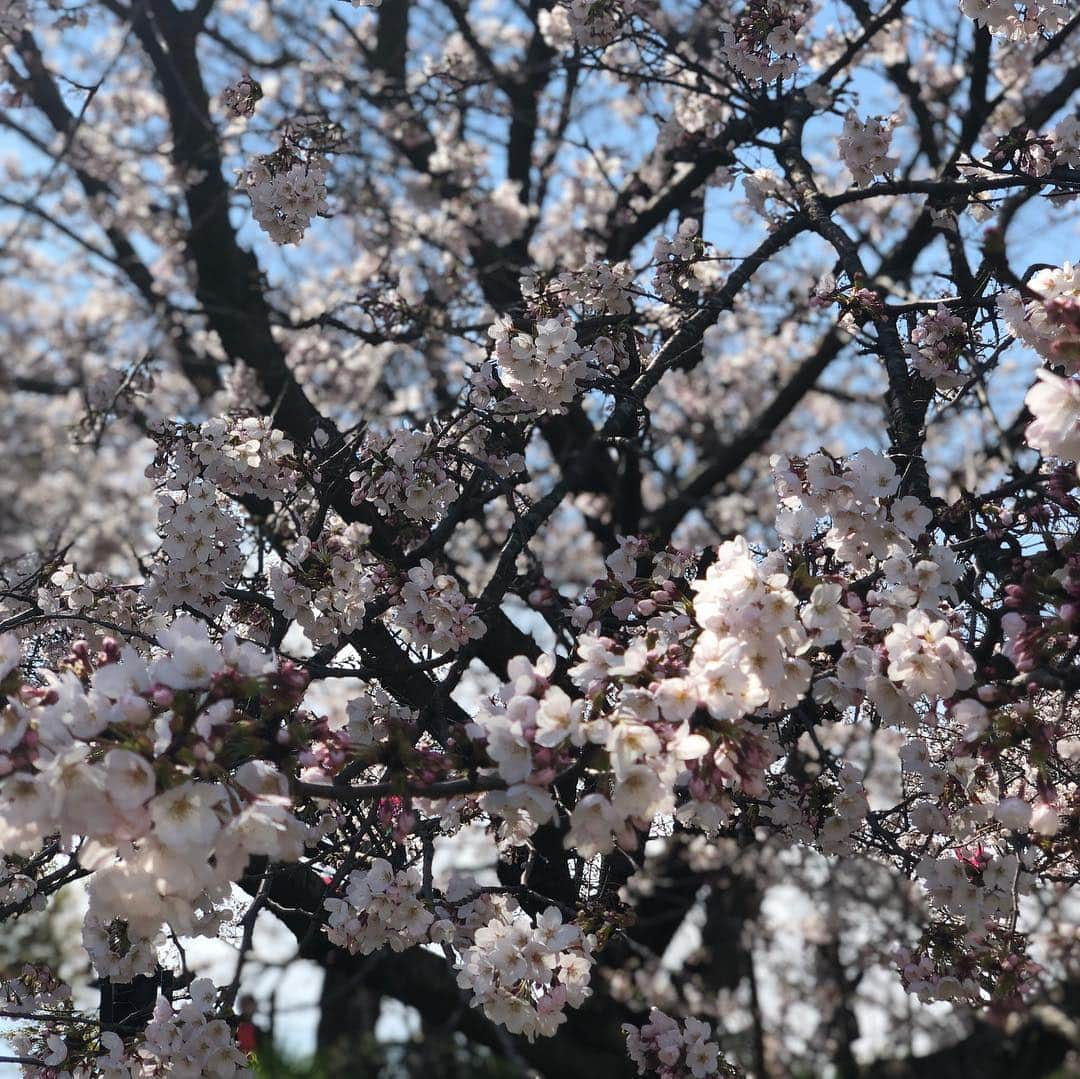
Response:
773,451,973,702
453,898,595,1040
905,306,969,388
719,0,811,81
653,219,712,302
471,640,712,854
838,111,899,186
322,865,595,1041
689,536,812,720
488,314,595,414
988,125,1057,177
142,480,245,616
34,564,145,641
1001,261,1080,367
394,558,486,652
120,987,252,1077
471,536,809,853
82,910,161,982
239,159,328,245
346,679,418,745
2,965,87,1076
0,864,36,909
960,0,1071,39
816,762,870,854
219,73,262,120
0,620,309,959
897,925,1041,1008
4,968,251,1077
143,417,300,616
1055,113,1080,168
623,1008,729,1079
741,167,793,225
539,0,623,50
177,416,298,502
522,260,635,316
884,607,977,701
351,428,458,525
269,527,382,647
1000,545,1080,676
917,846,1028,929
1024,370,1080,467
324,859,434,954
467,653,580,843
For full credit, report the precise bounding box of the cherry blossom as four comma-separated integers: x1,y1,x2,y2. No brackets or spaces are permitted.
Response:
2,0,1079,1073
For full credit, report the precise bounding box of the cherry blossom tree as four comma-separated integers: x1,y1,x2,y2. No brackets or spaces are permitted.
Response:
1,0,1079,1075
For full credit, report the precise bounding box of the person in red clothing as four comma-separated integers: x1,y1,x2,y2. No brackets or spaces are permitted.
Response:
236,994,262,1056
